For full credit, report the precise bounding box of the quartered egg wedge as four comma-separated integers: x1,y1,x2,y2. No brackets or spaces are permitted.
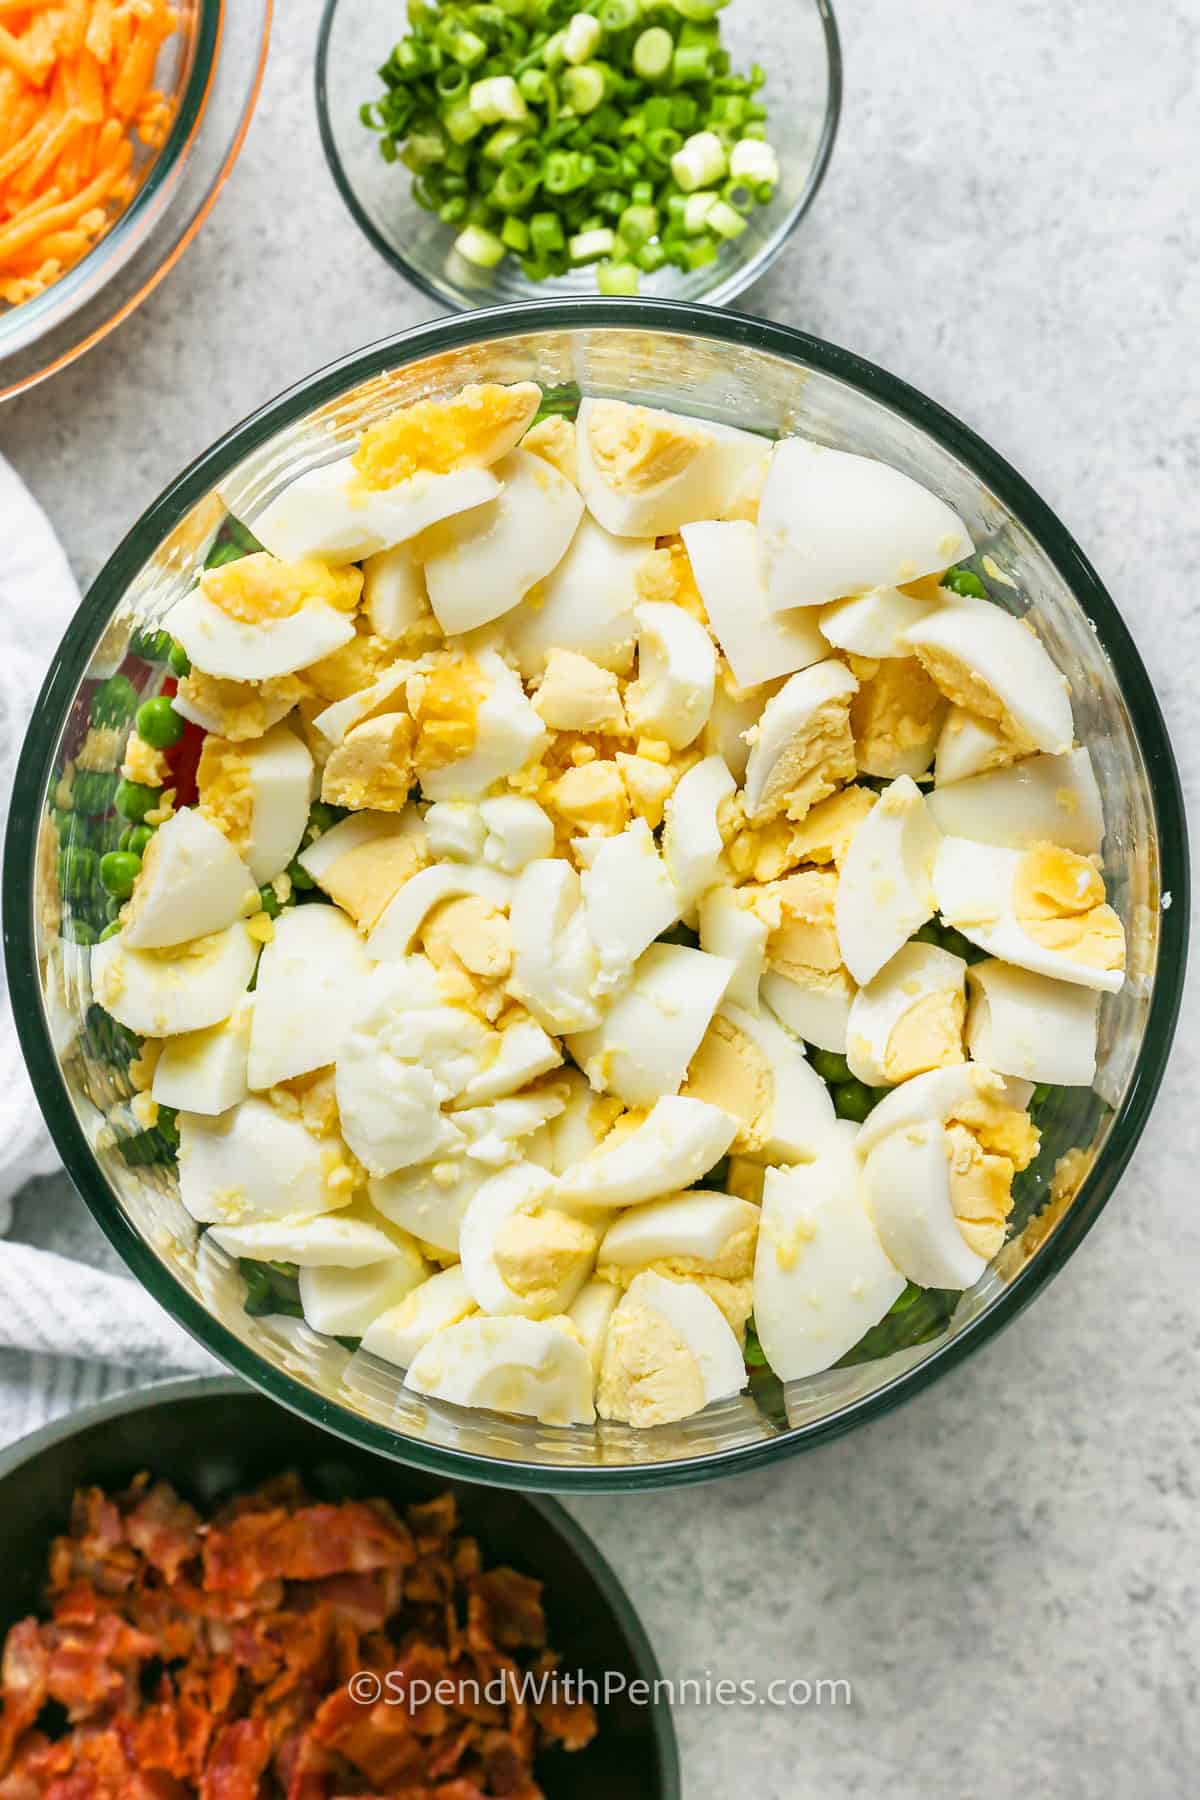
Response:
81,384,1125,1429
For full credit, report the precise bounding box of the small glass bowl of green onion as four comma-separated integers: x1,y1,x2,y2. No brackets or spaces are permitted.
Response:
317,0,840,307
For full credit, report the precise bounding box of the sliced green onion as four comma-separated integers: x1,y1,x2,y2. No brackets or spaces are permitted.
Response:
562,12,602,64
529,210,565,254
597,258,640,294
599,0,638,26
682,189,716,233
729,136,779,185
483,121,532,161
618,201,658,247
670,127,725,191
632,25,673,80
706,197,746,238
468,73,528,121
561,62,606,113
454,222,508,266
501,213,531,251
672,42,710,82
568,225,616,263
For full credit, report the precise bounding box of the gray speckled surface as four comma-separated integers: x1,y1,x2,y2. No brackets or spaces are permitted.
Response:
2,1,1198,1793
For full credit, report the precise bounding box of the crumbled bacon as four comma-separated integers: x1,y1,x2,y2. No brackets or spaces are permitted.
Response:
0,1481,596,1797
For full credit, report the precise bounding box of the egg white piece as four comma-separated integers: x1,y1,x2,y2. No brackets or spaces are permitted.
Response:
225,723,315,883
599,1190,759,1271
742,660,858,824
503,515,648,678
966,960,1100,1086
453,1090,570,1167
509,858,601,1033
248,904,372,1088
121,808,257,950
361,1265,477,1369
932,836,1125,992
365,863,511,961
545,1067,613,1174
898,595,1073,755
299,1233,430,1335
369,1158,491,1255
835,777,941,986
416,652,547,802
151,998,253,1116
697,887,767,1011
855,1062,1034,1159
860,1124,988,1290
405,1315,596,1426
459,1161,596,1318
933,706,1018,785
662,754,735,910
168,580,356,684
845,941,967,1088
927,748,1104,854
754,1121,905,1381
760,966,857,1055
479,795,555,872
298,804,423,884
423,449,584,635
362,542,429,640
251,456,502,565
91,922,258,1038
580,819,680,992
599,1272,745,1421
178,1096,348,1225
556,1095,737,1210
568,1279,619,1377
422,802,487,862
311,663,416,746
576,398,768,539
626,602,717,750
758,438,973,610
210,1205,407,1269
817,585,943,658
568,942,735,1108
456,1017,562,1104
701,670,766,783
680,520,827,688
696,1002,837,1162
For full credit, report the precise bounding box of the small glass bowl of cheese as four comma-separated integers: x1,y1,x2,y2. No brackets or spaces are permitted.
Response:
6,300,1186,1491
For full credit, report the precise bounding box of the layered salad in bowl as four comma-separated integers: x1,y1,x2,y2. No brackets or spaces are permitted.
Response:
44,370,1137,1443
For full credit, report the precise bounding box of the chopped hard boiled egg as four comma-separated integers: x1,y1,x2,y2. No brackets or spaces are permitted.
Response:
151,999,253,1116
413,651,546,802
662,755,734,911
596,1270,745,1427
597,1190,759,1286
366,862,510,960
966,960,1100,1087
625,601,716,750
849,655,947,780
927,748,1104,854
576,398,767,538
697,887,767,1011
299,1234,430,1336
456,1017,562,1104
509,858,601,1033
248,904,372,1089
531,648,628,735
856,1062,1036,1160
555,1095,737,1210
818,585,943,659
899,594,1073,756
405,1314,596,1426
680,520,827,689
422,449,584,635
754,1122,906,1382
171,554,360,682
503,515,647,678
297,807,428,928
210,1204,410,1269
360,1264,477,1368
478,795,555,872
861,1123,996,1290
369,1157,489,1255
845,941,967,1087
580,820,680,992
934,704,1028,785
121,808,257,950
568,1279,620,1376
92,923,258,1039
352,382,542,487
320,711,415,812
459,1161,598,1317
361,543,431,642
197,722,314,885
251,457,502,565
684,1001,835,1161
933,837,1126,991
835,777,941,986
741,660,857,824
758,438,972,610
761,963,857,1056
701,665,769,784
178,1096,352,1226
568,942,734,1107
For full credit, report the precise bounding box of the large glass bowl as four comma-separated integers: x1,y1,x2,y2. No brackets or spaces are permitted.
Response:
0,0,272,403
4,301,1188,1492
315,0,840,310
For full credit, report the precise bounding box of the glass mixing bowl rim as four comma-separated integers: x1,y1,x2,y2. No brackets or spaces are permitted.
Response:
0,0,224,362
4,298,1189,1492
312,0,843,311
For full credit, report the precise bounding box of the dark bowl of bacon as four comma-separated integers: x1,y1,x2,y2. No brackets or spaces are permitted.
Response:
0,1375,679,1800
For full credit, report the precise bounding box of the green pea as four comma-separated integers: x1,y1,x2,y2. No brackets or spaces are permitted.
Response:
99,920,122,941
286,858,315,891
305,801,344,842
135,695,184,749
833,1079,877,1123
168,640,191,678
115,779,160,823
99,850,141,898
258,884,281,919
810,1048,852,1085
90,673,138,726
57,847,96,899
938,926,977,963
72,771,119,816
942,566,988,599
910,921,942,947
123,824,154,857
61,917,97,946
